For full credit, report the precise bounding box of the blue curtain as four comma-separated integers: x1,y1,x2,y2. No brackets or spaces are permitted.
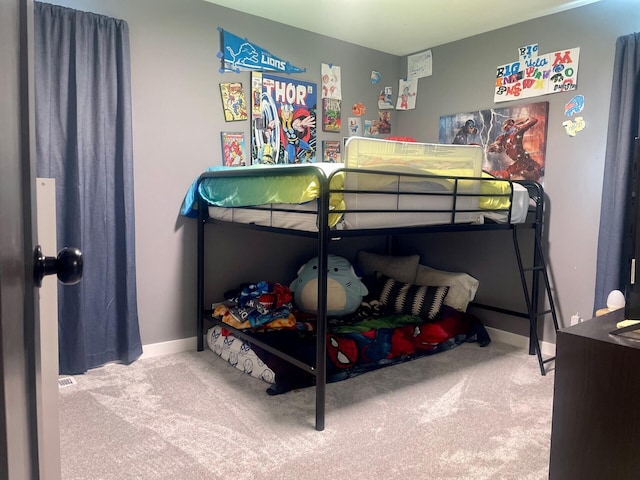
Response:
34,2,142,374
594,32,640,313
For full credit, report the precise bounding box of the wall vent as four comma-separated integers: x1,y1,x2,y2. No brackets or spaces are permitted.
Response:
58,376,77,388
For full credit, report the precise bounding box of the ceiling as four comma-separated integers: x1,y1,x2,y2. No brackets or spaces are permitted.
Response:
203,0,601,56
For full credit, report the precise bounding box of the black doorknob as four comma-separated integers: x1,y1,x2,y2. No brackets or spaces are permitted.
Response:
33,245,83,288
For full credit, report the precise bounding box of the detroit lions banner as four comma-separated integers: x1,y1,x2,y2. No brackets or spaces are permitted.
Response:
217,28,306,74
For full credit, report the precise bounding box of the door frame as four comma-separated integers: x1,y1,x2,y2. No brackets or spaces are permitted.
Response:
0,0,48,478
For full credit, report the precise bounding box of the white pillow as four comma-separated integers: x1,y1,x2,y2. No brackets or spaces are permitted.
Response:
414,264,479,312
356,251,419,284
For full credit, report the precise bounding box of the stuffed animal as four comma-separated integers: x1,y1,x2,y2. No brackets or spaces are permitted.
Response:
290,255,368,316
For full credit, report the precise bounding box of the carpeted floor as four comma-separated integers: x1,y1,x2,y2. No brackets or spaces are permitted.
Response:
59,341,555,480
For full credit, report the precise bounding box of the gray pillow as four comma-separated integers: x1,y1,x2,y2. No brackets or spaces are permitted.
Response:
415,264,479,312
356,251,419,283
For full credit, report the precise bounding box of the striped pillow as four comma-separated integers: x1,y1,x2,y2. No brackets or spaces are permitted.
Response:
376,275,449,320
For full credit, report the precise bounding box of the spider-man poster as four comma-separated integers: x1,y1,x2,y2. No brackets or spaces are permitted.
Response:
250,72,317,164
439,101,548,184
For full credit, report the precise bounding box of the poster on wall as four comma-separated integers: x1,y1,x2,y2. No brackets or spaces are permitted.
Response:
396,78,417,110
364,119,378,137
250,72,317,164
322,98,341,132
348,117,362,136
217,28,306,74
407,49,432,79
220,132,247,166
219,82,248,122
321,63,342,100
378,111,391,134
439,101,548,184
494,44,580,103
322,140,341,162
378,87,394,109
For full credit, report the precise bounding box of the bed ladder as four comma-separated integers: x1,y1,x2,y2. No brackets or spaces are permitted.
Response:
512,222,559,376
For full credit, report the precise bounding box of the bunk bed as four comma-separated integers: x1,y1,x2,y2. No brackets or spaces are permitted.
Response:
185,137,559,431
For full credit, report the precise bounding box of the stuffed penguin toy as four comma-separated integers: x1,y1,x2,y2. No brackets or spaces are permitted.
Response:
290,255,368,316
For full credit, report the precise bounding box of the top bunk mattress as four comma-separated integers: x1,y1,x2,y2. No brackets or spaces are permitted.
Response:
186,137,533,232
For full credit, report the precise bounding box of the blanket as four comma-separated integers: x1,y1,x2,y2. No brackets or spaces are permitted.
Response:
245,305,490,395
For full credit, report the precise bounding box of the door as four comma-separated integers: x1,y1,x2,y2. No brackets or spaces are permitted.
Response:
1,1,82,479
0,0,41,478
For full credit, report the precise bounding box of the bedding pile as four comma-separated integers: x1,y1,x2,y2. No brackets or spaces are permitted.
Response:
207,252,490,394
180,137,531,233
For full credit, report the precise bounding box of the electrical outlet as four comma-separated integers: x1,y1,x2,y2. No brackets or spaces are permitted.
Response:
571,313,580,326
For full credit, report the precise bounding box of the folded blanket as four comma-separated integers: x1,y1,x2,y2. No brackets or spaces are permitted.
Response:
222,281,294,329
180,164,346,228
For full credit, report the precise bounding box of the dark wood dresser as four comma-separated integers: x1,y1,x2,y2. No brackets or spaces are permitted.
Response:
549,309,640,479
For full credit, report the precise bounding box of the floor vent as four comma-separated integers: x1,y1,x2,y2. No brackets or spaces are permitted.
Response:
58,376,77,388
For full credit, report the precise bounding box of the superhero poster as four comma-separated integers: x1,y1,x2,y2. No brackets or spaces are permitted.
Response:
219,82,248,122
220,132,247,166
250,72,317,164
438,101,548,184
322,98,341,133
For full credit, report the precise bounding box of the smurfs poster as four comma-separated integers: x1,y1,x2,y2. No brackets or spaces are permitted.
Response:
251,72,317,164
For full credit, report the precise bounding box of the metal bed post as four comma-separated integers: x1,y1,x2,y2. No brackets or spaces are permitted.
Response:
314,172,331,432
197,176,206,352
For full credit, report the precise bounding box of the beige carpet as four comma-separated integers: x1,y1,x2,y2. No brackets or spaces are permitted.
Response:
59,341,555,480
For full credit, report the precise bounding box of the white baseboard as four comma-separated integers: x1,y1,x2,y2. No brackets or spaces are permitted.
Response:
486,326,556,357
140,328,556,360
140,336,198,359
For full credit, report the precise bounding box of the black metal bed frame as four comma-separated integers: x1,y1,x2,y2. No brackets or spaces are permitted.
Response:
194,165,559,431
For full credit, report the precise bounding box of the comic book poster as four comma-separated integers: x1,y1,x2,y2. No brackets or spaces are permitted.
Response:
322,140,341,163
219,82,248,122
378,111,391,134
438,101,548,184
250,72,317,164
220,132,247,166
322,98,341,132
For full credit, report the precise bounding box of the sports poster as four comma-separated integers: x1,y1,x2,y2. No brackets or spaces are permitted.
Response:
250,72,317,164
218,29,306,74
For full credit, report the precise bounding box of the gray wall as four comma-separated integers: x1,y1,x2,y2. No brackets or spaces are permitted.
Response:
45,0,640,346
46,0,399,345
395,0,640,340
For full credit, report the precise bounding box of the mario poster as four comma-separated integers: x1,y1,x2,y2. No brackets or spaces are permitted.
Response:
251,72,317,164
